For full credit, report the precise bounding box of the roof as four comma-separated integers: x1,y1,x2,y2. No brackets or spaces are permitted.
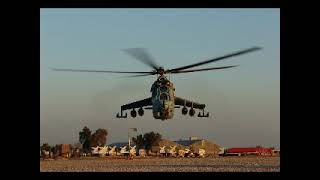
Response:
108,142,136,147
188,140,221,154
227,147,273,153
174,140,201,146
158,139,185,150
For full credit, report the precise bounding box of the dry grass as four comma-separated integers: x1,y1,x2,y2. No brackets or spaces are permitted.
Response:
40,156,280,172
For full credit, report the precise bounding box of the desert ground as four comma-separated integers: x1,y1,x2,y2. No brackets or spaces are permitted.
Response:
40,156,280,172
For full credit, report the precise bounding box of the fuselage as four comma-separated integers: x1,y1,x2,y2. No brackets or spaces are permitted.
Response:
151,76,175,120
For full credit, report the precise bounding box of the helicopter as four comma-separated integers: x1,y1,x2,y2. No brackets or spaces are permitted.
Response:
52,47,262,121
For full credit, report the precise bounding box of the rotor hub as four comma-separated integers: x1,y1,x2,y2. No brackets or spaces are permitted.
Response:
157,67,165,75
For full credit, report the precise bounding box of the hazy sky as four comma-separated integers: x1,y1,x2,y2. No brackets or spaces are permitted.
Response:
40,8,280,148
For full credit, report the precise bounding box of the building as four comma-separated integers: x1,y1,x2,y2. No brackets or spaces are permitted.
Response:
174,138,202,146
154,137,221,155
189,136,199,141
108,142,136,147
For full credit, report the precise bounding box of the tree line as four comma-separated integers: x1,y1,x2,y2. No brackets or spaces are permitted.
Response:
131,132,162,151
41,126,162,153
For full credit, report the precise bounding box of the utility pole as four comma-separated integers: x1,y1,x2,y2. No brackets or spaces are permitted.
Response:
128,128,137,149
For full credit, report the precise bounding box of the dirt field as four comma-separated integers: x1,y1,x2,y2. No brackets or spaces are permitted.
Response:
40,156,280,172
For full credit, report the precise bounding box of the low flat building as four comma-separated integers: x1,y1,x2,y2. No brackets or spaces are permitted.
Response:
108,142,136,147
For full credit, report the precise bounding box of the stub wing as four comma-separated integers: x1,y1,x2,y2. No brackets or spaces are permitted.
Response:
121,97,152,111
174,96,206,109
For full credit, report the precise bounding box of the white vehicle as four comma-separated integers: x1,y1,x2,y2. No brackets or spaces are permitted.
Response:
91,146,100,155
41,150,50,159
198,148,206,157
139,149,147,157
91,146,110,157
169,145,177,157
159,146,168,157
99,146,109,157
184,148,193,157
178,149,186,157
108,146,117,156
120,146,130,155
129,145,137,156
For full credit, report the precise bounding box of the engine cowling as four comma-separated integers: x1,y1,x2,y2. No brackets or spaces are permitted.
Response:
138,107,144,116
189,108,195,116
130,109,137,118
182,107,188,115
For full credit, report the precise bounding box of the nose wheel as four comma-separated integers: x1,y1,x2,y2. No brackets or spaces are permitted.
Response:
198,109,209,118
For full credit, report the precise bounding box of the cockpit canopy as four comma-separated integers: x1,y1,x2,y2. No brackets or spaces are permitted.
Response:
160,92,169,100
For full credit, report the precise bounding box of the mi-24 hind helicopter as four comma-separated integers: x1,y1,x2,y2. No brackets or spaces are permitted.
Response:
52,47,262,121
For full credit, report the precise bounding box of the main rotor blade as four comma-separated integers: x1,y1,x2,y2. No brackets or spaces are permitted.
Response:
166,47,262,73
122,48,159,70
123,73,156,77
170,65,239,74
51,68,152,74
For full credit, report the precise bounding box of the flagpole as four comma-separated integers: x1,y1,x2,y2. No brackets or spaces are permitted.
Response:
128,129,130,148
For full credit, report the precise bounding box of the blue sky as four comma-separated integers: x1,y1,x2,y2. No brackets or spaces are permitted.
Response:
40,8,280,148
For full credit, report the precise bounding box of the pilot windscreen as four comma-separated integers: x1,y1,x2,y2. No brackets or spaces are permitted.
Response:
160,86,168,93
160,93,169,100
